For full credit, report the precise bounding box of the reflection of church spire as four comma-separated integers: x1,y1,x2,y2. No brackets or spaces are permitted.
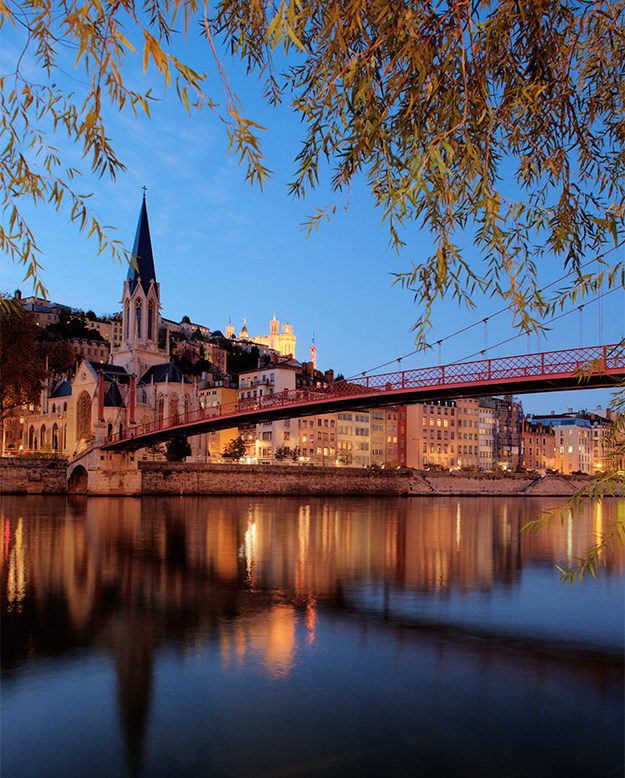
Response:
112,615,155,778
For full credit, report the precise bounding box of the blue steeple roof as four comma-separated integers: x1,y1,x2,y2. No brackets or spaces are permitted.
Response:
127,193,156,296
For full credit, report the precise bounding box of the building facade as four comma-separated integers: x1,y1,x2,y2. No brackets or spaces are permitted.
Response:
522,420,556,472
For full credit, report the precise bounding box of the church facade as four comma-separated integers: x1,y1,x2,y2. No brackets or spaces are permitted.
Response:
20,197,199,457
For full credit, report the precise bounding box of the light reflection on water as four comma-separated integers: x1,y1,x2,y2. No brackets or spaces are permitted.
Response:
1,494,623,778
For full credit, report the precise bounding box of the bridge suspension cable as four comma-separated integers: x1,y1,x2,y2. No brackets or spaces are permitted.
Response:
345,283,622,382
454,287,621,365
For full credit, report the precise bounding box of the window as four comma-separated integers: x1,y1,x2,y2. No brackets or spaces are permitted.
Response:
135,298,142,339
147,301,154,340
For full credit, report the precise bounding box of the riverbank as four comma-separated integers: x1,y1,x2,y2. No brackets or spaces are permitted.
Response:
2,457,621,496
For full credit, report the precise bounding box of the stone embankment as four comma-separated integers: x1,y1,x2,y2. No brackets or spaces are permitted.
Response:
0,457,67,494
2,457,620,496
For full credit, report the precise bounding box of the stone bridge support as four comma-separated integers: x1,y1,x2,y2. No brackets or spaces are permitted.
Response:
67,423,141,495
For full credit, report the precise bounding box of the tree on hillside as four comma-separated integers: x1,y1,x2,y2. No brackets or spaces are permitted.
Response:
36,340,77,372
43,314,106,343
0,303,45,445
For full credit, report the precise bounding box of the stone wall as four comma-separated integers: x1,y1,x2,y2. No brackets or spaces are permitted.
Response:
0,457,68,494
418,471,597,495
139,462,417,495
138,463,611,497
2,457,621,497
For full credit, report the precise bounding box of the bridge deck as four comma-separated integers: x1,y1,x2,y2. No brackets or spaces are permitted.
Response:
103,344,625,451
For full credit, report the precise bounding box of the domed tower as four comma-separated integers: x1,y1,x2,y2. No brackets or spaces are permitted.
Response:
239,319,249,339
280,315,296,357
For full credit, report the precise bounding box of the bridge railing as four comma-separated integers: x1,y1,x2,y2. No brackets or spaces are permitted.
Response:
104,343,623,445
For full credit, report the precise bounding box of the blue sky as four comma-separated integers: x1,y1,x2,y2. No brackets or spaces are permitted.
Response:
1,20,623,415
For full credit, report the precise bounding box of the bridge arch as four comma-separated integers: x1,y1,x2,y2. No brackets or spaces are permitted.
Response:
68,464,88,494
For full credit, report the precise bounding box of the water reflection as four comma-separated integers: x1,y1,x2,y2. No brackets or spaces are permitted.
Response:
1,495,623,778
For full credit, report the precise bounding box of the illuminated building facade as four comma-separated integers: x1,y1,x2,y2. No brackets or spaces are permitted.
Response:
370,410,386,464
405,401,459,469
522,420,556,472
530,413,593,474
302,412,339,465
478,400,497,471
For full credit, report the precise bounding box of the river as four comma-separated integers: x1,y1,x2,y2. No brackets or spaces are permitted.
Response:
1,494,623,778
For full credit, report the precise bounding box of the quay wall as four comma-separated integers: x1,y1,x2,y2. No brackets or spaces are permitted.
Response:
0,457,67,494
139,462,418,496
137,464,602,497
1,457,621,497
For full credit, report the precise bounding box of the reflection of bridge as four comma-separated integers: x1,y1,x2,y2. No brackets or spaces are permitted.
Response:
104,344,625,451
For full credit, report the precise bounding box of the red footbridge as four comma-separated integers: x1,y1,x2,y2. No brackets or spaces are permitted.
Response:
103,343,625,451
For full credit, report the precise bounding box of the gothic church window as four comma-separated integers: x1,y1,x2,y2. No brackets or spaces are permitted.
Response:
148,300,154,341
76,391,92,441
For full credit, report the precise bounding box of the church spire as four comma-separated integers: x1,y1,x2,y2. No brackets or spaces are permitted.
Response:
127,193,156,296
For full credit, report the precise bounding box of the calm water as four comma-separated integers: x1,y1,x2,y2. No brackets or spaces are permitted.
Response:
1,494,623,778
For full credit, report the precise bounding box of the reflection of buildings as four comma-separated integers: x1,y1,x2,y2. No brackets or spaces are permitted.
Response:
2,495,624,774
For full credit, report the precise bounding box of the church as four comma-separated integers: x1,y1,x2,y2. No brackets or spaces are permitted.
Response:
22,196,199,457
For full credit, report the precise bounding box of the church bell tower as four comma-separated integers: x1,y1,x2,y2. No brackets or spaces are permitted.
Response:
110,193,169,376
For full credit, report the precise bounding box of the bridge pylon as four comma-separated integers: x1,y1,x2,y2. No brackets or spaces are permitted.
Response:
67,423,141,494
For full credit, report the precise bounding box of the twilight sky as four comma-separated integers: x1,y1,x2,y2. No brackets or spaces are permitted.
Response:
1,20,623,415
